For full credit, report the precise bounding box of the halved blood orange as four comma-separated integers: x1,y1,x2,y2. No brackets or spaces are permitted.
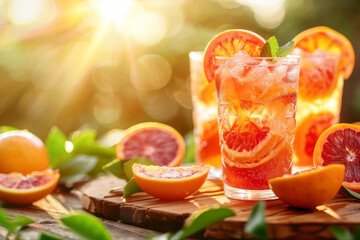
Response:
294,112,337,166
269,164,345,209
0,169,60,204
203,30,265,82
116,122,185,167
314,124,360,194
132,164,210,200
293,26,355,80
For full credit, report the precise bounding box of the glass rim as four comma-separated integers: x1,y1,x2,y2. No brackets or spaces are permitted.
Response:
300,54,341,61
215,54,301,60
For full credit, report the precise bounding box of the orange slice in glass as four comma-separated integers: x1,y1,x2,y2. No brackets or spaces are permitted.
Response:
314,123,360,194
116,122,185,167
269,164,345,209
132,164,210,200
203,29,266,82
0,169,60,204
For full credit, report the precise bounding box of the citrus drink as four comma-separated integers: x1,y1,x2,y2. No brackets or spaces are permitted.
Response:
215,53,300,199
189,52,222,174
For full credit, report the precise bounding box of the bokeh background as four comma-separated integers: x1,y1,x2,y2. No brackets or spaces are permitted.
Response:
0,0,359,139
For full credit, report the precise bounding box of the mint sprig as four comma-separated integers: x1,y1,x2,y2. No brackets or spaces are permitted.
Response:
260,36,294,58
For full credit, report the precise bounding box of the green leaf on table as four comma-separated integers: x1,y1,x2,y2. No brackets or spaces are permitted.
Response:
0,126,19,133
45,126,71,169
38,232,66,240
330,226,353,240
260,36,279,57
341,186,360,200
169,206,235,240
245,201,268,240
0,207,34,235
182,131,195,165
0,207,12,231
123,158,154,180
123,177,142,198
60,213,113,240
277,41,295,57
103,159,127,180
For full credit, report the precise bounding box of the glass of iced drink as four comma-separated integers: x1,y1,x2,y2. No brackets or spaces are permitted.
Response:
189,51,222,178
215,53,301,200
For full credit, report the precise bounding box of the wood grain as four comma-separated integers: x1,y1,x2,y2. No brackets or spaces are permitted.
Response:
80,175,360,239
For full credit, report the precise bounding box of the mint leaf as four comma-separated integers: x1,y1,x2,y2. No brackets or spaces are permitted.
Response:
341,186,360,200
277,41,295,57
123,177,142,198
260,36,279,57
245,201,268,240
330,226,353,240
60,213,113,240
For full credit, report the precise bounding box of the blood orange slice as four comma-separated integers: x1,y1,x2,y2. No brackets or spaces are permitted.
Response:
0,169,60,204
314,124,360,193
294,112,337,166
269,164,345,209
132,164,210,200
203,30,265,82
293,26,355,80
116,122,185,167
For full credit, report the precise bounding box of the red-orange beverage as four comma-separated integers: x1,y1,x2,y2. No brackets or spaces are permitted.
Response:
189,52,222,177
214,53,300,200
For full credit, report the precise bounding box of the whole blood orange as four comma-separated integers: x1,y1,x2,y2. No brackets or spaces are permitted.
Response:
203,29,265,82
132,164,210,200
0,169,60,204
314,124,360,193
269,164,345,209
0,131,50,174
116,122,185,167
294,113,337,166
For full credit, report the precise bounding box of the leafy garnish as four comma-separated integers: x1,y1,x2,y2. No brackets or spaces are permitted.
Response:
103,159,127,180
260,36,294,58
123,177,143,198
123,158,154,180
148,206,235,240
38,232,66,240
330,226,353,240
60,213,113,240
341,186,360,200
245,201,268,240
0,206,34,236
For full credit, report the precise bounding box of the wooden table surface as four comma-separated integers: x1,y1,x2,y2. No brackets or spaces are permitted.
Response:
0,189,161,240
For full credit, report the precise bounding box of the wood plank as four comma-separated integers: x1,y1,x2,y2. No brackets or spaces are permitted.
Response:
80,175,360,239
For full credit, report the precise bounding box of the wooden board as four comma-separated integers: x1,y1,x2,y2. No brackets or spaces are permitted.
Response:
79,175,360,239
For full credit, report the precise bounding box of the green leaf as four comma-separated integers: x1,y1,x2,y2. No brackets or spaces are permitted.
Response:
45,126,71,169
341,186,360,200
260,36,279,57
354,226,360,239
0,207,12,231
103,159,127,180
9,215,34,234
245,201,268,240
277,41,295,57
0,126,18,133
123,158,154,180
183,131,195,165
60,213,113,240
123,177,142,198
38,232,66,240
169,207,235,240
330,226,353,240
58,155,98,179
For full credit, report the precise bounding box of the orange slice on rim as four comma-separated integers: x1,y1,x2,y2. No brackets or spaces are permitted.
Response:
132,164,210,200
293,26,355,80
203,29,266,82
314,123,360,194
0,169,60,204
116,122,185,167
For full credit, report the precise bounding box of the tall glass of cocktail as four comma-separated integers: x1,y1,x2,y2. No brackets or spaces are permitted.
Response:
189,51,222,178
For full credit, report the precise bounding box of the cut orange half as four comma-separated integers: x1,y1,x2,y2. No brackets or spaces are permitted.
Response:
269,164,345,209
203,29,265,82
0,169,60,204
293,26,355,80
132,164,210,200
116,122,185,167
313,123,360,194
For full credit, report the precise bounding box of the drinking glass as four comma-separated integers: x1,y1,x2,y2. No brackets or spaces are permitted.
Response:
189,51,222,178
214,55,301,200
